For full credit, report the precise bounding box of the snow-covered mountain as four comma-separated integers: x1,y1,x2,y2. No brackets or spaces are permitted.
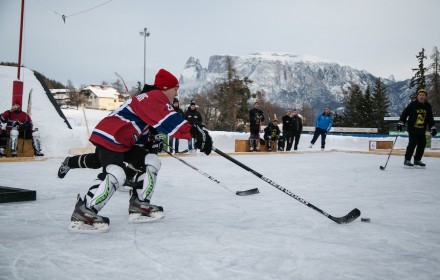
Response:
178,52,412,115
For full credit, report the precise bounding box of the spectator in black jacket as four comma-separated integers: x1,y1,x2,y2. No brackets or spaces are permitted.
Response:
291,108,303,151
281,109,293,151
264,118,280,152
398,89,436,167
184,100,203,151
169,98,185,153
248,102,265,152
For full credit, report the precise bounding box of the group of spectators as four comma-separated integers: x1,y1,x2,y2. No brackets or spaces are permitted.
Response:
248,102,332,152
247,89,437,168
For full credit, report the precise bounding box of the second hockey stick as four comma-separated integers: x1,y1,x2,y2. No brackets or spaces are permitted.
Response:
164,146,259,196
379,133,399,171
213,146,360,224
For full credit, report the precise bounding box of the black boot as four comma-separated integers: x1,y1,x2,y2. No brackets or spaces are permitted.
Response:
414,160,426,167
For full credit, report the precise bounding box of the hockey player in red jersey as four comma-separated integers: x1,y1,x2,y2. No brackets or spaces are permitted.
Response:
68,69,213,233
0,103,44,157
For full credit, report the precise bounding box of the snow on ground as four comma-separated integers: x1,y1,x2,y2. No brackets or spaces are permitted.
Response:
1,152,439,280
1,65,440,280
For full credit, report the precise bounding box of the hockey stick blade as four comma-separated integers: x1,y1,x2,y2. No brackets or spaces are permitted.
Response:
236,188,260,196
164,146,259,196
329,208,361,224
379,133,399,171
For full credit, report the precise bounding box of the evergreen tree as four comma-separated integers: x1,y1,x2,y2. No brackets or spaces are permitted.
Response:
371,78,390,133
342,84,365,127
212,56,253,131
428,46,440,115
362,86,374,127
409,48,427,100
332,110,344,127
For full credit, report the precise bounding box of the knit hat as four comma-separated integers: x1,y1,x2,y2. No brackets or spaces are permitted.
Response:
190,100,196,105
173,98,179,104
154,69,179,90
418,88,427,96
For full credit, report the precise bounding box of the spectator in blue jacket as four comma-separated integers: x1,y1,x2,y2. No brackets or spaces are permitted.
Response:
309,107,333,151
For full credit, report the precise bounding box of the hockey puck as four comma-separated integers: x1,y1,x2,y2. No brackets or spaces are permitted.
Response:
361,218,370,223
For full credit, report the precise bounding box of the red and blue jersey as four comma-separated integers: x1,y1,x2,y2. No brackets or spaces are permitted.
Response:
90,90,192,152
0,110,33,132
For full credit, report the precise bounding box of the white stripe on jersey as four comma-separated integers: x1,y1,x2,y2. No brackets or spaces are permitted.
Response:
94,128,122,145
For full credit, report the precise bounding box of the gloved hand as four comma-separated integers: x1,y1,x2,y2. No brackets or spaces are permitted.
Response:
145,134,164,154
10,120,20,128
397,121,404,132
190,124,212,155
19,121,32,131
431,126,437,137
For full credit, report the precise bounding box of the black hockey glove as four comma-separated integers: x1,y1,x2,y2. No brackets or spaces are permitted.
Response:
19,121,32,131
397,121,404,132
190,124,212,155
145,134,164,154
10,120,20,128
431,126,437,137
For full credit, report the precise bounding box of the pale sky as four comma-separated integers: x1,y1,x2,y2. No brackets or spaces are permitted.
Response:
1,0,439,87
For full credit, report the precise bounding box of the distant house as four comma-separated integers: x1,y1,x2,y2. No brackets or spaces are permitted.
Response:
80,85,124,111
50,89,71,105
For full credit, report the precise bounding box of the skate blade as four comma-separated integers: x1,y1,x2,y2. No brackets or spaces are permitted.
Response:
128,212,164,223
403,165,414,169
67,221,109,233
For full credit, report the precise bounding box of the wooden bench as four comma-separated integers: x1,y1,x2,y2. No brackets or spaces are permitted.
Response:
235,139,251,152
235,139,278,152
259,140,277,152
369,140,393,150
4,138,35,157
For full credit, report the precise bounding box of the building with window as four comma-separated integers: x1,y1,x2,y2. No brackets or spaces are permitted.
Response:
80,85,124,111
50,89,71,106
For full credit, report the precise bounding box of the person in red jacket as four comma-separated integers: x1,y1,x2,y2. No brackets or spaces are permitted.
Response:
68,69,213,233
0,103,44,157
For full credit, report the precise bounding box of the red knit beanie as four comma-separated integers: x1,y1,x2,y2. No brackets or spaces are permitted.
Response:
154,69,179,90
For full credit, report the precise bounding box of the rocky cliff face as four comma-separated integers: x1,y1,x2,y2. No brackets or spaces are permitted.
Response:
178,52,412,116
